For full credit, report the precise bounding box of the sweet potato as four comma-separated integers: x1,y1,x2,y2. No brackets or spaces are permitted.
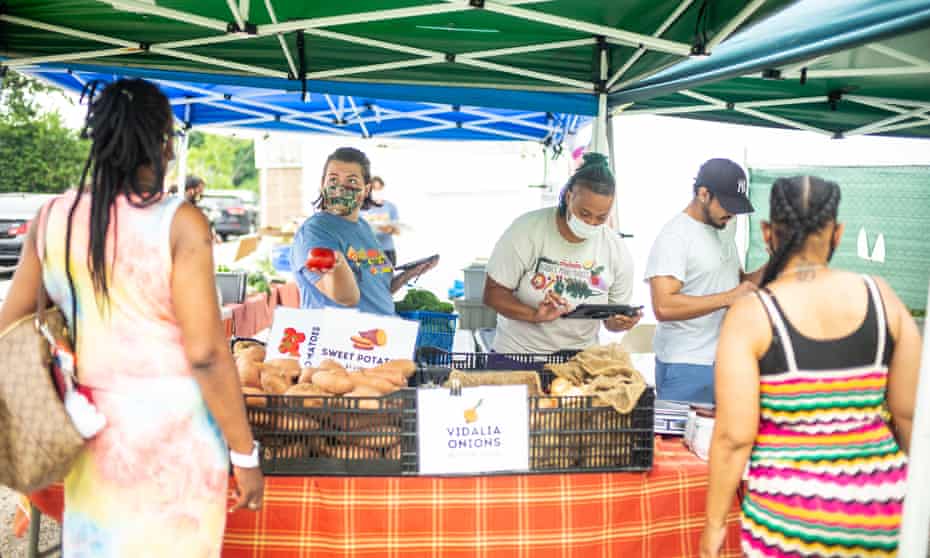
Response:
265,358,302,381
233,340,265,358
260,368,290,395
343,385,383,409
362,366,406,387
236,358,264,389
311,369,355,395
347,424,402,449
297,367,318,385
318,442,381,460
241,386,268,407
237,345,266,363
384,443,402,460
284,383,328,408
318,359,345,371
380,359,416,379
348,372,396,395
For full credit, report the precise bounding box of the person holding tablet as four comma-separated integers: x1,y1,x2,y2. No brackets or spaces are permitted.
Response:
483,152,640,354
290,147,435,316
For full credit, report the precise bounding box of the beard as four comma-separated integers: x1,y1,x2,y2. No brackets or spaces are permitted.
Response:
701,202,726,230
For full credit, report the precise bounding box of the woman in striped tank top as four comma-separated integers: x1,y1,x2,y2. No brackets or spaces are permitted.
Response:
700,176,921,557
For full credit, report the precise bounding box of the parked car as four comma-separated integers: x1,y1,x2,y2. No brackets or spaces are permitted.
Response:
0,193,56,273
200,192,258,240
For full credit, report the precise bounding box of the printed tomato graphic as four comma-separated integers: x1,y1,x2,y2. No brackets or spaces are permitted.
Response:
530,273,547,290
279,327,306,357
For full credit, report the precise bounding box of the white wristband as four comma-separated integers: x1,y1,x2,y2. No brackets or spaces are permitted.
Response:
230,441,260,468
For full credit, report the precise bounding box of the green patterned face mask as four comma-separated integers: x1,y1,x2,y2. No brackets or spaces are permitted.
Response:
323,183,363,216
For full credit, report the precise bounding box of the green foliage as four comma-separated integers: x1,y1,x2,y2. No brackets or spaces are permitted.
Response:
395,288,454,314
186,131,258,193
0,72,89,193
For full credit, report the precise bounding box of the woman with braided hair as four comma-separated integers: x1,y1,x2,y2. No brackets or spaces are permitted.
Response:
0,78,264,556
700,176,920,558
484,152,640,355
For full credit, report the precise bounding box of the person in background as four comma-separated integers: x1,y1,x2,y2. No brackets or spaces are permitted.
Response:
645,158,764,403
700,176,919,558
167,183,179,196
185,175,205,206
484,152,640,356
362,175,400,265
0,78,263,556
290,147,435,315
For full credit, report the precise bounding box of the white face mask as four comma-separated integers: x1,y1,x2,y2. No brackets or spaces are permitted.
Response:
567,210,603,240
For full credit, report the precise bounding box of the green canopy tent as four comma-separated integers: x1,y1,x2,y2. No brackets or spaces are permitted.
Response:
0,0,796,161
611,0,930,139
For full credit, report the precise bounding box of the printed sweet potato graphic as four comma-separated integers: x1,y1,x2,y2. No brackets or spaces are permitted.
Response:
358,329,387,346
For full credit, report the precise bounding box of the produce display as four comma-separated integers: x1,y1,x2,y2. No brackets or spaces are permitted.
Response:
394,288,454,314
233,339,416,462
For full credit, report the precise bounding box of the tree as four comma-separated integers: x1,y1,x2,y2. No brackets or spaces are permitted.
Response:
0,71,89,193
186,131,258,193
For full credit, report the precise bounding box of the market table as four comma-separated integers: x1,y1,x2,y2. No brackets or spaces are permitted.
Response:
18,437,741,557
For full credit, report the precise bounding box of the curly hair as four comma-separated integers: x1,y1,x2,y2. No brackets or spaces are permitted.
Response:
760,175,842,286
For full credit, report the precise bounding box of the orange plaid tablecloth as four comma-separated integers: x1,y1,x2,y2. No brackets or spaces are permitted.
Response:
223,437,741,558
17,438,740,557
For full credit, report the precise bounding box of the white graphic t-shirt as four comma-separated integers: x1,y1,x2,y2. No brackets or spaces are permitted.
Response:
486,207,634,354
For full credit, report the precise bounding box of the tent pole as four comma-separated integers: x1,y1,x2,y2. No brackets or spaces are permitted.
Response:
898,281,930,557
177,131,189,195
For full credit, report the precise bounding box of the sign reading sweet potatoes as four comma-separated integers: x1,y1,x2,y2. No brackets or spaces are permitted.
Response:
266,307,419,370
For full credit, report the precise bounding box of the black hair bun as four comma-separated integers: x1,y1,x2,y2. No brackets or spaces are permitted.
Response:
581,152,609,168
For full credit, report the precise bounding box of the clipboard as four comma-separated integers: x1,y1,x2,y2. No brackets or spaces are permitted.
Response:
394,254,439,272
561,304,643,320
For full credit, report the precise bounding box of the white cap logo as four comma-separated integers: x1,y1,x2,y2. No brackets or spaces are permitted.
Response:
736,179,748,195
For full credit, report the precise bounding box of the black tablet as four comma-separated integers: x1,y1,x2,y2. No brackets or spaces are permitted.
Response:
394,254,439,272
561,304,643,320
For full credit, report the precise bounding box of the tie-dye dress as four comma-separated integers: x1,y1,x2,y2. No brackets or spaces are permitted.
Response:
38,191,229,557
744,277,907,557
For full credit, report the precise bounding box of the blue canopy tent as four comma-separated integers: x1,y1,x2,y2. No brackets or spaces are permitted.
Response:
28,66,587,142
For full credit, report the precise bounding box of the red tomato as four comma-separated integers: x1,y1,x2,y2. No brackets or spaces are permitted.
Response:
305,247,336,271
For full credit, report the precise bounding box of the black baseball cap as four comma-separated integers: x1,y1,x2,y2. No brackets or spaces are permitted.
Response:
694,158,754,215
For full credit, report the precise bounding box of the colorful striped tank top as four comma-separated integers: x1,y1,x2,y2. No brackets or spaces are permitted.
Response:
742,276,907,557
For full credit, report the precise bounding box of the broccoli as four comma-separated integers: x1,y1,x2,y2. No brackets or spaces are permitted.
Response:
395,288,454,314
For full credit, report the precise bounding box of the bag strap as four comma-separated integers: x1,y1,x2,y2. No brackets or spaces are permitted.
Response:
34,198,57,329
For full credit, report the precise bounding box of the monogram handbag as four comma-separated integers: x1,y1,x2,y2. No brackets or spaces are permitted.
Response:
0,202,85,493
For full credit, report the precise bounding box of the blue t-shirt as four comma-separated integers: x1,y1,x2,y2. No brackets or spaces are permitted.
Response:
361,200,399,251
290,212,396,316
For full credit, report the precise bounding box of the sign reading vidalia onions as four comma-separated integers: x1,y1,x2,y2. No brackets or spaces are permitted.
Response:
265,307,420,370
417,385,529,475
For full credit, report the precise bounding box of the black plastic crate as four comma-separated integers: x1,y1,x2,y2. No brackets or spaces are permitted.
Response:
416,351,579,391
246,389,418,476
414,351,654,473
527,388,654,473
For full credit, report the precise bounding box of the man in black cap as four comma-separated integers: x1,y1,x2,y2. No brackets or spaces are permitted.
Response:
644,158,765,403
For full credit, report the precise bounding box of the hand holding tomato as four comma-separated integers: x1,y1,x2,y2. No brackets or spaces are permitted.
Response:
305,247,339,273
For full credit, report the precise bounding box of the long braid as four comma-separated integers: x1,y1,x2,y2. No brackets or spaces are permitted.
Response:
760,176,841,287
70,78,172,307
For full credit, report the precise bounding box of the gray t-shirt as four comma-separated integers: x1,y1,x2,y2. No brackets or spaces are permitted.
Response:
486,207,634,354
644,213,740,365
